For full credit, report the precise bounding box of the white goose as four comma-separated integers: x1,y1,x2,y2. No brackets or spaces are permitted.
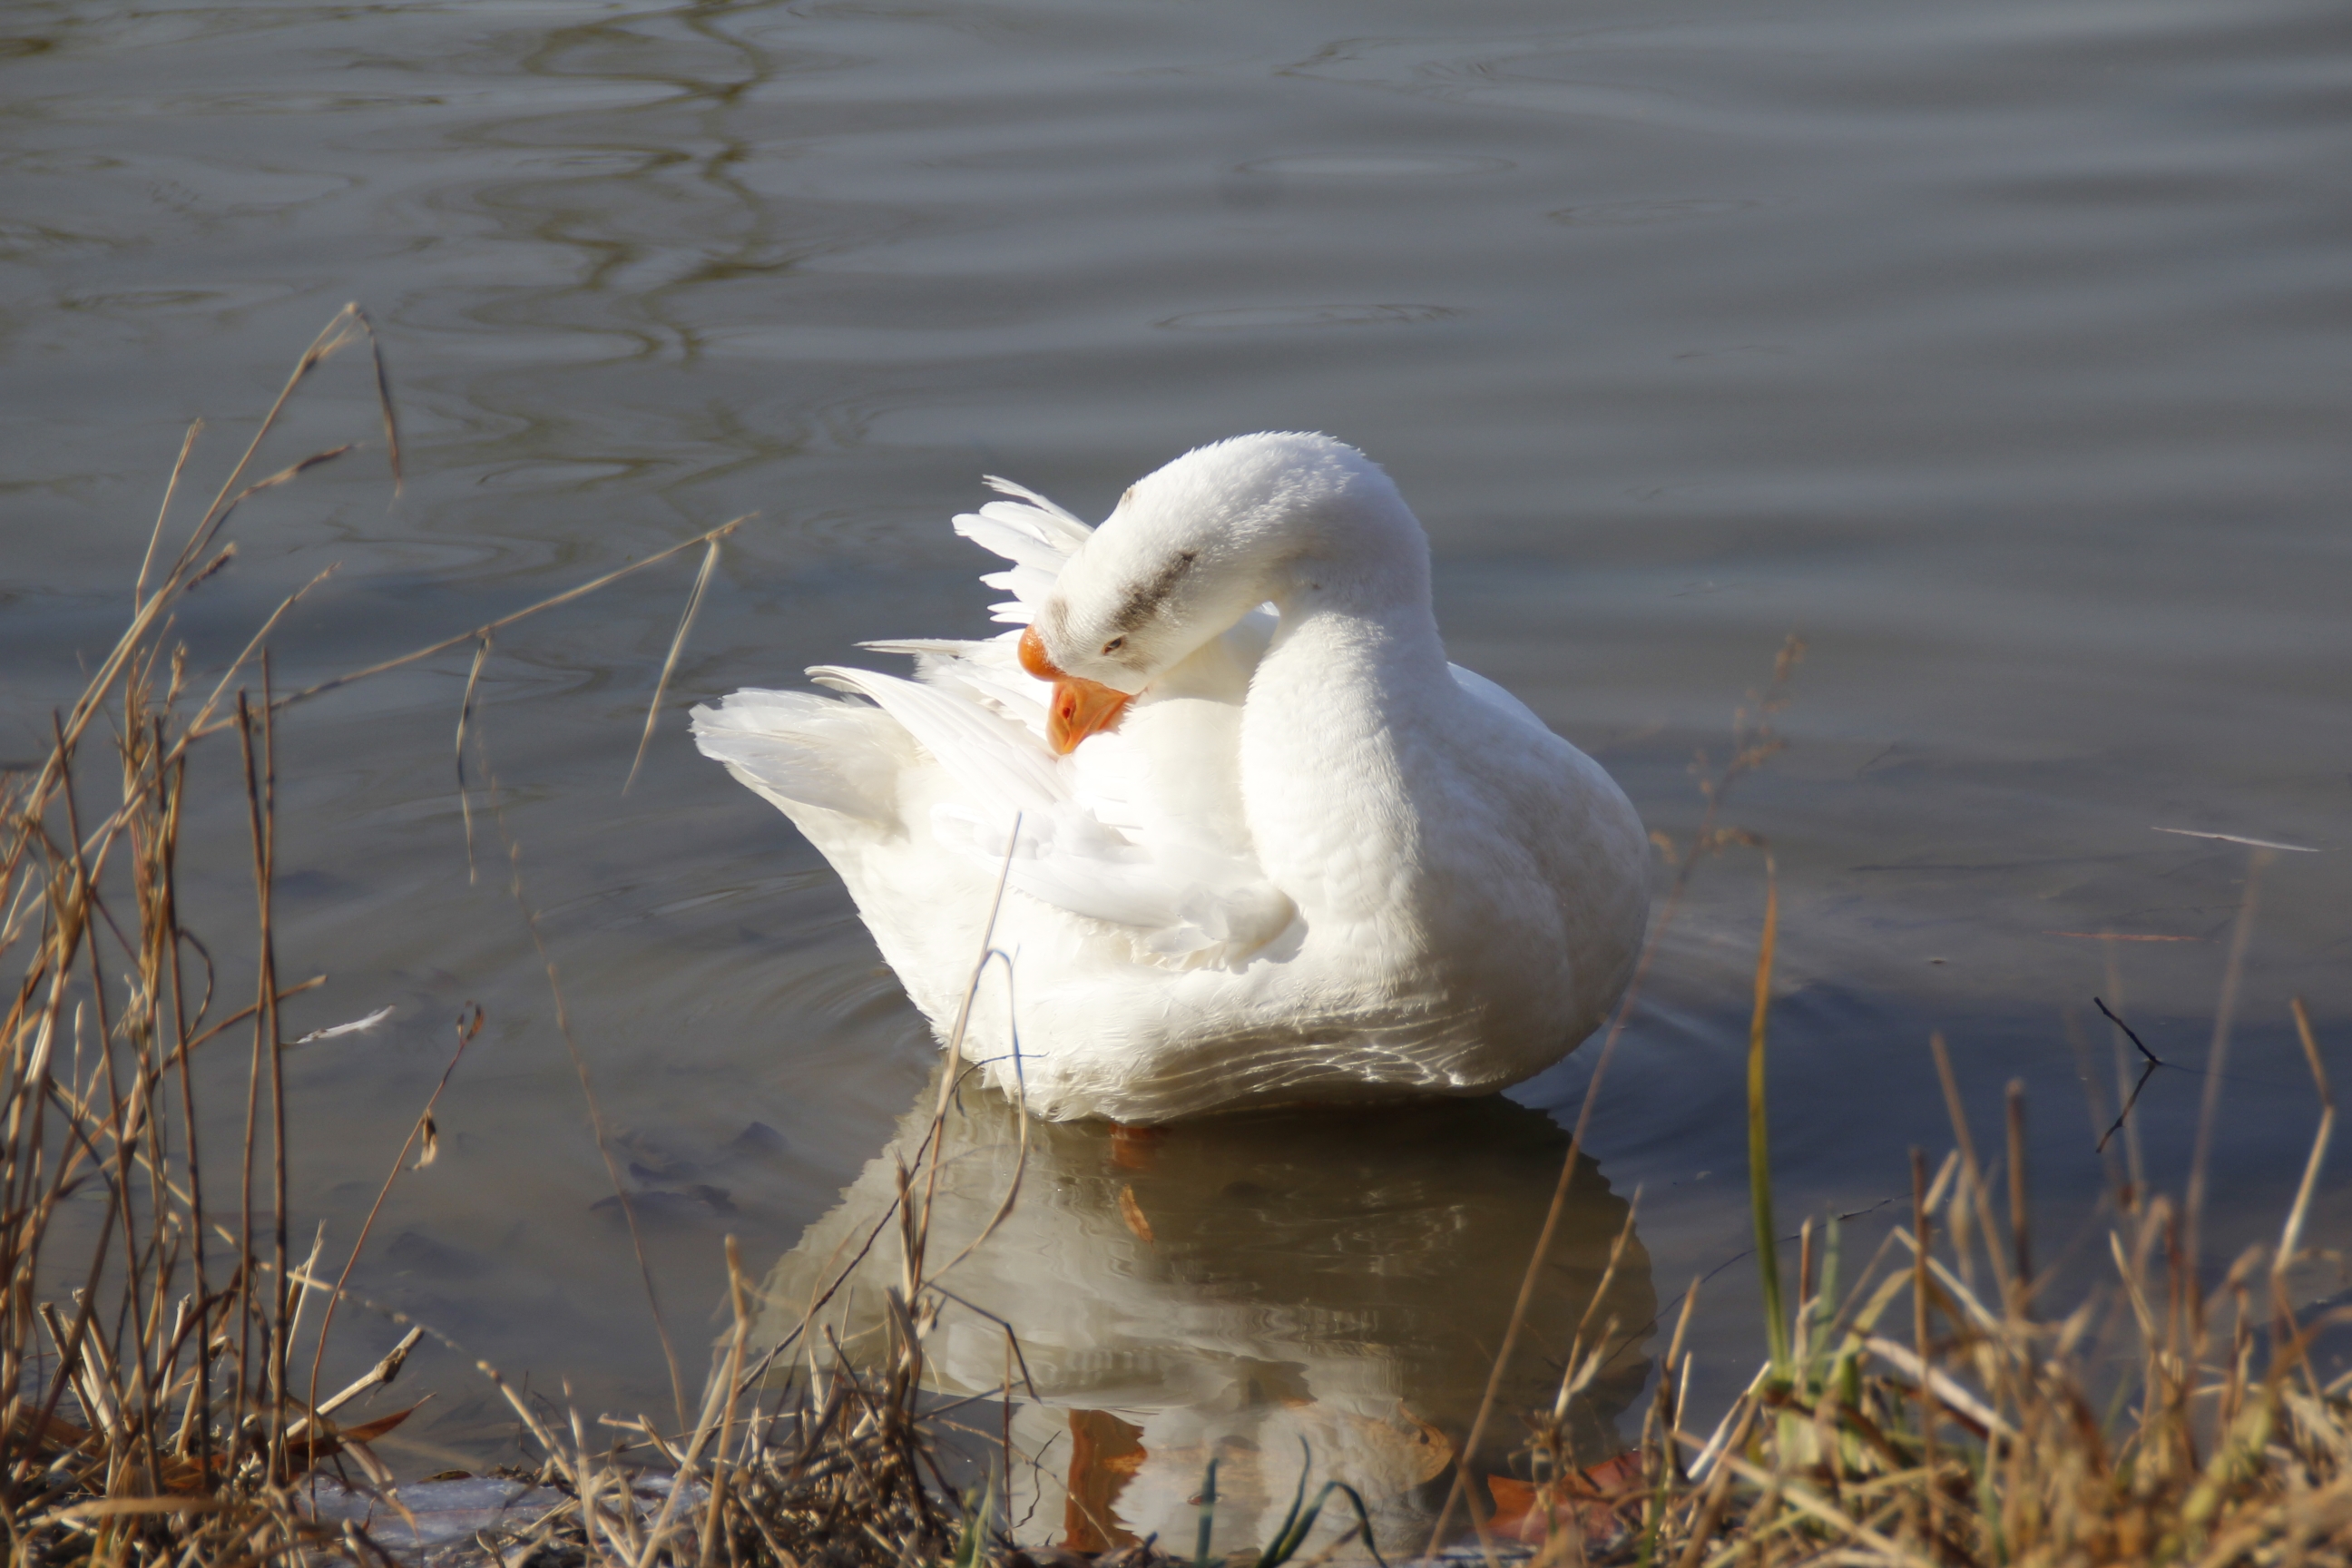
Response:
691,433,1648,1123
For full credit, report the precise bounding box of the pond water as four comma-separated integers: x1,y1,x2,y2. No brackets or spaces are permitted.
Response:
4,0,2348,1544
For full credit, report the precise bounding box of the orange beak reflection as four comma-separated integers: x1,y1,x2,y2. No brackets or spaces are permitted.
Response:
1019,625,1133,755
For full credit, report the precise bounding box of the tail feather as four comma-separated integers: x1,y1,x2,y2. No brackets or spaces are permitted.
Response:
689,690,912,826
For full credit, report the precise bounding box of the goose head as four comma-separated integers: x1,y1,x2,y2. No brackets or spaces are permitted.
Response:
1020,432,1428,752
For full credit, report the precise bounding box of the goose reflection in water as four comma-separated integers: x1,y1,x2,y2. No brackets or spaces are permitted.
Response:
753,1074,1655,1554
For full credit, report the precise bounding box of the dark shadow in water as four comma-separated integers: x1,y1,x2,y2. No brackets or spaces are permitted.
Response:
754,1072,1654,1553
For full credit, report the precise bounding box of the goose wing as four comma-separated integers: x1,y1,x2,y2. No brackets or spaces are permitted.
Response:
701,476,1290,963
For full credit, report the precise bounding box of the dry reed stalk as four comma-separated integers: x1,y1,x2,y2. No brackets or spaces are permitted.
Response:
0,310,750,1565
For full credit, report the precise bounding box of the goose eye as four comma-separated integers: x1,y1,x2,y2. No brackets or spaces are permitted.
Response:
1102,636,1127,655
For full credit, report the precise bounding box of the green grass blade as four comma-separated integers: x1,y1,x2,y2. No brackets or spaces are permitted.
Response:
951,1475,994,1568
1261,1481,1386,1568
1259,1438,1313,1565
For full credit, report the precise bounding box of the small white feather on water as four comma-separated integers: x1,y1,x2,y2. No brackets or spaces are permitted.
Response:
292,1005,394,1045
2152,826,2320,853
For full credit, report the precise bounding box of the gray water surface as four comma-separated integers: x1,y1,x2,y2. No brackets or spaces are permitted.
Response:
3,0,2348,1518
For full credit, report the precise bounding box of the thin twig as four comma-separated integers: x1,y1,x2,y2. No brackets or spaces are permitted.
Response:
485,768,688,1432
246,514,751,727
627,535,723,795
2185,847,2269,1272
2094,997,2163,1066
302,1004,482,1435
136,420,203,612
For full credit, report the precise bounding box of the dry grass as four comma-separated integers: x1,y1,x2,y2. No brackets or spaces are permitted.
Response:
6,310,2349,1568
1480,950,2352,1567
0,310,746,1565
1,308,418,1567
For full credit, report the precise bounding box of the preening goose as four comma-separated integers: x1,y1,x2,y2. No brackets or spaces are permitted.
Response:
691,432,1648,1122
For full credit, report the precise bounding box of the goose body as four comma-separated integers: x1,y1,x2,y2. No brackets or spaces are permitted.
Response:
692,433,1648,1123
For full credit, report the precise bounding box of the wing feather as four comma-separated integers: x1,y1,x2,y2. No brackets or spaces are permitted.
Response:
806,665,1066,822
708,475,1296,964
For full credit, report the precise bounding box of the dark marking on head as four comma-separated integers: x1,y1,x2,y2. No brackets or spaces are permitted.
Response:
1108,548,1198,634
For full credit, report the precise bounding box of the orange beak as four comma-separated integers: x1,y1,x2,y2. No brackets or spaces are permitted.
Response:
1019,625,1133,755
